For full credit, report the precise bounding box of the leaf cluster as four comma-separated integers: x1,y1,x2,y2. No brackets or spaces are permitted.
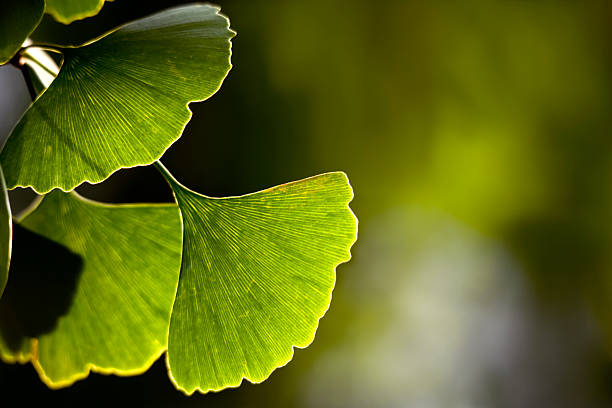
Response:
0,1,357,394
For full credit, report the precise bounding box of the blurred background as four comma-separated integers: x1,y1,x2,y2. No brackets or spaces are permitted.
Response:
2,0,612,406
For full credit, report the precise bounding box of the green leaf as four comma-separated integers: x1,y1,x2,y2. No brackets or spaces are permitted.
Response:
0,0,45,64
45,0,107,24
157,164,357,394
1,4,234,193
0,167,11,299
0,191,182,387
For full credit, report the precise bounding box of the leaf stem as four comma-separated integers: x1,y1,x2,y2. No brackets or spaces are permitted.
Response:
9,54,37,101
23,44,63,55
19,65,38,101
21,54,57,77
154,161,182,190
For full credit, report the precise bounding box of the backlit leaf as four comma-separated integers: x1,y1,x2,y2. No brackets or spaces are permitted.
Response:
157,163,357,394
1,4,234,193
0,191,182,387
46,0,107,24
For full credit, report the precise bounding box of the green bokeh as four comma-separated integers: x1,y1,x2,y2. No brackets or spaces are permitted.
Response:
3,0,612,406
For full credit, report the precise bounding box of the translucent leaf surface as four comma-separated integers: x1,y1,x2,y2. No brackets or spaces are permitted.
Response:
0,4,234,193
157,164,357,394
0,0,44,64
46,0,107,24
0,167,12,298
0,191,182,387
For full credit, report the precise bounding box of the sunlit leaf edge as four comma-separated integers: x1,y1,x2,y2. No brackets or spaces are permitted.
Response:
45,0,107,25
157,164,358,395
4,4,235,194
5,192,182,388
31,338,168,389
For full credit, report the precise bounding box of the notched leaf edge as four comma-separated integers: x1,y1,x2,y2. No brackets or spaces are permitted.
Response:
6,4,235,194
5,192,182,389
158,165,358,395
46,0,106,25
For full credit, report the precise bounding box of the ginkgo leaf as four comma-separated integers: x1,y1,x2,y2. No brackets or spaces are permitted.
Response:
46,0,108,24
0,191,182,387
0,0,44,64
0,166,12,299
156,163,357,395
0,4,234,193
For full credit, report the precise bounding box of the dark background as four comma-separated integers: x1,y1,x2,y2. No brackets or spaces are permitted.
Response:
2,0,612,406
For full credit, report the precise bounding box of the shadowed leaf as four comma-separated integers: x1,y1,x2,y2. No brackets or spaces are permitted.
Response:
0,0,44,64
0,191,182,387
1,4,234,193
0,167,11,298
0,224,81,364
157,163,357,394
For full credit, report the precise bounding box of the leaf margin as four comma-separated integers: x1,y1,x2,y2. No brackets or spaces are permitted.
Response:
156,162,358,395
0,166,12,299
5,190,183,389
0,0,45,64
45,0,107,25
2,3,236,194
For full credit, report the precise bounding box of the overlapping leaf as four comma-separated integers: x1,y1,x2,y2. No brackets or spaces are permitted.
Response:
0,0,44,64
0,3,358,395
0,167,11,299
0,191,182,387
46,0,108,24
0,4,234,193
157,164,357,394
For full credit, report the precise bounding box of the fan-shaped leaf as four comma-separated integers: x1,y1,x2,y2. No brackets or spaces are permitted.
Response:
46,0,107,24
0,191,182,387
157,163,357,394
0,0,44,64
0,4,234,193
